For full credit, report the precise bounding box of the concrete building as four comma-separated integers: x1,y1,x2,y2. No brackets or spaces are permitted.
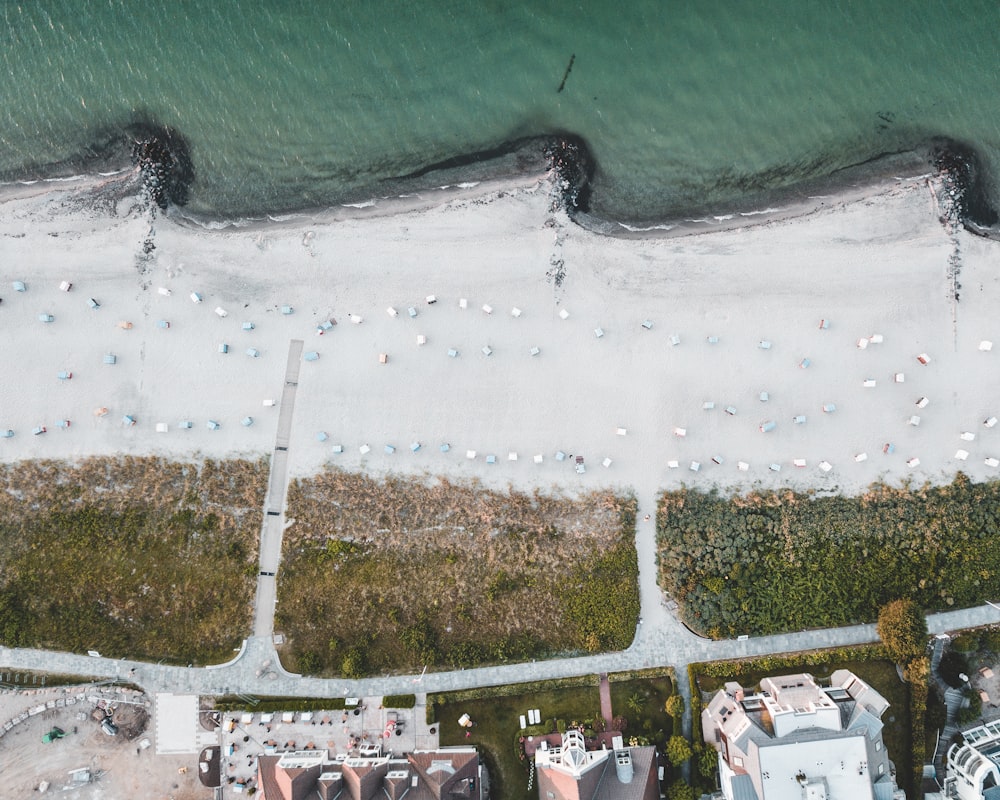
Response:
701,671,905,800
534,729,659,800
944,720,1000,800
256,747,481,800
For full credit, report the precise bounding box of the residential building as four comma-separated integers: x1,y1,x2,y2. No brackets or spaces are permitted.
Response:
944,720,1000,800
256,747,482,800
701,670,905,800
534,729,660,800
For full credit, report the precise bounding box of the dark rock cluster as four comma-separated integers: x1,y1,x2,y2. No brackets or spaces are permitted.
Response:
543,135,592,212
930,139,999,232
129,125,193,210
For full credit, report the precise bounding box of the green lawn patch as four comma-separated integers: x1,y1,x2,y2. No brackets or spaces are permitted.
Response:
431,671,675,800
609,673,675,745
435,680,600,800
0,457,267,664
276,470,640,676
657,475,1000,638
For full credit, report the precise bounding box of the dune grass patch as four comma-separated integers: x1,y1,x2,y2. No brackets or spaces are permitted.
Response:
276,469,640,676
0,456,267,664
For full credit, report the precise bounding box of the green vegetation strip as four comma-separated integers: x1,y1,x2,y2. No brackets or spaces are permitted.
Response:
427,675,600,719
213,696,349,713
381,694,416,709
657,475,1000,637
0,671,106,688
214,694,412,713
277,469,640,676
0,457,267,665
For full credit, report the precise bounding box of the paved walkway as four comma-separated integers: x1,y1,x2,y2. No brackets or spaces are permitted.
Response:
598,673,612,727
1,600,997,701
252,338,304,638
1,481,998,735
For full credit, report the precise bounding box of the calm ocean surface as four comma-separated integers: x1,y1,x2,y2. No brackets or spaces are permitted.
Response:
1,1,999,222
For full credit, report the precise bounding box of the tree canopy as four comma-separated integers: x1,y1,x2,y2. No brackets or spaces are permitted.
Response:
666,735,693,766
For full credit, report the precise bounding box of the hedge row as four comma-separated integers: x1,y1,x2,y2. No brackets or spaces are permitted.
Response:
213,696,348,713
381,694,416,709
607,665,676,686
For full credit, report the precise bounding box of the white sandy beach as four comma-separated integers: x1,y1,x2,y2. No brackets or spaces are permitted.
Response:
1,173,998,502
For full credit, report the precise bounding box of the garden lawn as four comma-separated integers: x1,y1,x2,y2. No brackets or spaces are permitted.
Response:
435,681,601,800
433,673,676,800
609,674,675,745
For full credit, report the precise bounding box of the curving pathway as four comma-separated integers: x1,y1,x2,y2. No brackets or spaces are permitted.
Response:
1,452,998,735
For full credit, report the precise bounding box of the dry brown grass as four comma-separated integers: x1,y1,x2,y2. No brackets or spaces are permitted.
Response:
277,469,639,676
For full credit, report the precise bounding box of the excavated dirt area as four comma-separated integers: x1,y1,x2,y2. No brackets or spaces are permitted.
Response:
0,684,210,799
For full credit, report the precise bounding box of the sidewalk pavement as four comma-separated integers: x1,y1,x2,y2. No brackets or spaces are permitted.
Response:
0,487,996,722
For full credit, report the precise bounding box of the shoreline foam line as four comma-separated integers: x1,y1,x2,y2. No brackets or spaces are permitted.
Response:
0,127,996,239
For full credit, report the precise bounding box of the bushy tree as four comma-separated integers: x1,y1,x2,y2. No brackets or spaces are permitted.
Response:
698,746,719,779
340,647,367,678
877,599,927,663
666,735,693,766
296,650,321,675
667,779,696,800
665,694,685,717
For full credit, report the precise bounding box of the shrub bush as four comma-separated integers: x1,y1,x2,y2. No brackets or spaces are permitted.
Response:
877,599,927,663
666,735,693,766
957,691,982,724
382,694,416,709
983,627,1000,653
951,633,979,653
667,779,696,800
697,746,719,780
657,476,1000,637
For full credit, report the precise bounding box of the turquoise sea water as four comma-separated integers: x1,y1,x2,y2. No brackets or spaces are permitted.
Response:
1,1,999,222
